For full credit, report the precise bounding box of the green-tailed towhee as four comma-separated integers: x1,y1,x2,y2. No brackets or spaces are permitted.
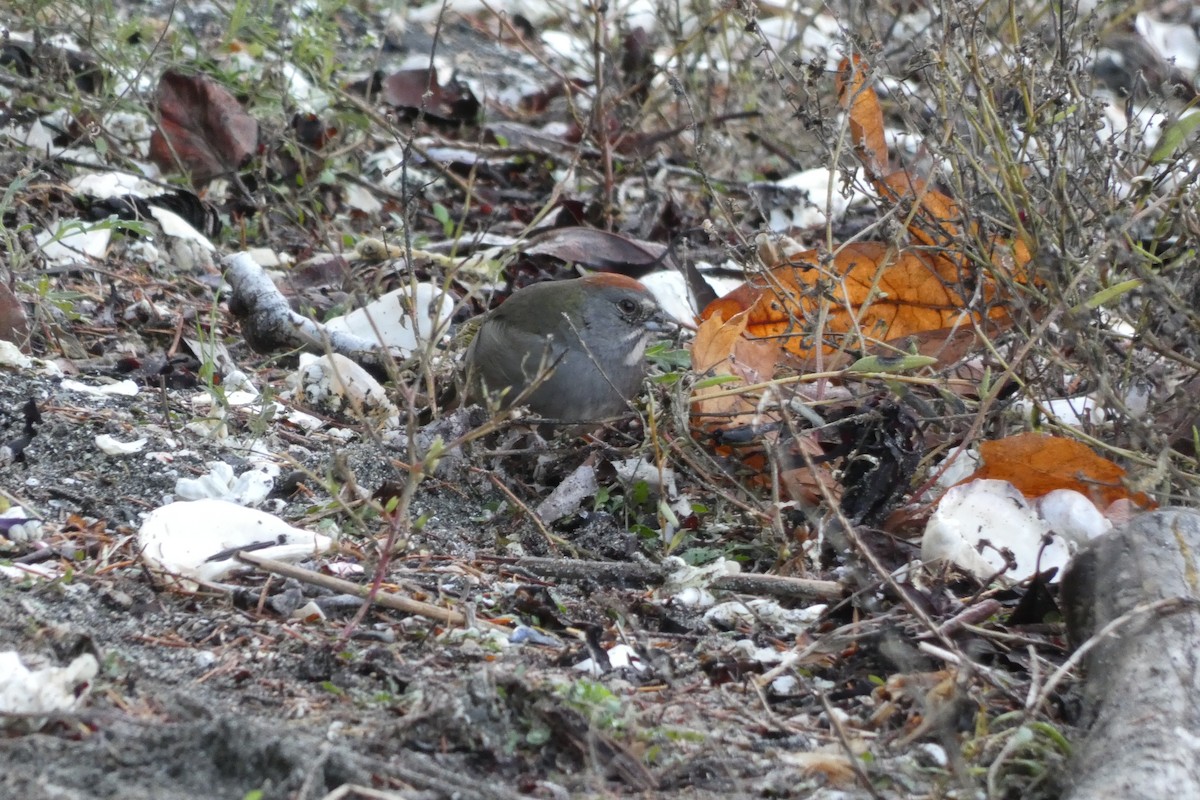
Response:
464,274,669,422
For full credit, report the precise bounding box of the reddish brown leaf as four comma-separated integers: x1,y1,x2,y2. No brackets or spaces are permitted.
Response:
149,70,259,184
381,67,480,124
0,282,30,351
964,432,1154,508
689,307,778,430
702,241,1021,368
688,308,839,504
837,53,888,175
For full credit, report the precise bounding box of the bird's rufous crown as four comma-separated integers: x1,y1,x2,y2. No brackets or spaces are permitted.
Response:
579,273,650,292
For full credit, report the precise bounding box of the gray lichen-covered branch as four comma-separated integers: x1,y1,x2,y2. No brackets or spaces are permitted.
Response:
222,252,402,370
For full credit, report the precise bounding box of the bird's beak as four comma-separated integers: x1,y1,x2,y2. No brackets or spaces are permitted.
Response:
644,309,676,334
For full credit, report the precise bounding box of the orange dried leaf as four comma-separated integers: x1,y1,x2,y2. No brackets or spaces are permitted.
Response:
699,55,1034,366
835,53,888,175
964,432,1154,508
837,57,967,256
689,307,778,429
688,309,839,502
702,242,1018,367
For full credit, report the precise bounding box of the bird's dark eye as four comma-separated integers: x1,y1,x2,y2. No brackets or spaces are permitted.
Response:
617,298,638,315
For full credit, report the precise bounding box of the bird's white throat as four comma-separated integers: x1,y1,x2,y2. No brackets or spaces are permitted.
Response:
622,331,650,367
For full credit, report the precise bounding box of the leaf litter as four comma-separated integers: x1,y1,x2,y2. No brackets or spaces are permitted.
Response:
3,0,1199,797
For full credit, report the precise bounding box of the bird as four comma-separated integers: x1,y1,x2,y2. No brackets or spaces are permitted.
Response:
464,274,670,422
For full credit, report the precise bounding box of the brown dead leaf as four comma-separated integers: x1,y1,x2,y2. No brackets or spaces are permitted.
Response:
703,241,1020,368
522,227,669,277
149,70,260,185
380,67,480,124
689,307,777,429
780,752,860,787
779,433,842,508
964,432,1154,508
838,53,888,176
688,308,839,504
0,282,30,351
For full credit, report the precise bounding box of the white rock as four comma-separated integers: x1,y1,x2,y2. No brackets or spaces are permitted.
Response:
749,165,868,232
69,170,160,199
1036,489,1113,545
0,506,39,544
147,206,215,251
703,597,825,634
61,378,139,397
36,218,112,263
0,341,32,369
574,643,645,676
611,456,676,497
1137,13,1200,73
638,269,746,325
931,449,982,490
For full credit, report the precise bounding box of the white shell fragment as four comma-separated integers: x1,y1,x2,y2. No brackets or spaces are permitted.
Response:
147,206,215,251
703,598,826,634
294,353,399,423
174,460,279,507
535,462,598,524
69,170,163,199
638,269,745,325
324,283,455,354
660,556,741,609
921,480,1085,583
0,341,33,369
0,651,98,728
61,378,139,397
611,457,677,498
1036,489,1113,545
36,218,112,264
94,433,147,456
137,498,333,583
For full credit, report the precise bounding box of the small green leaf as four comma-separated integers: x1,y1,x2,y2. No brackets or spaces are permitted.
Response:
431,202,454,237
1149,111,1200,164
1027,721,1072,755
1080,278,1141,310
847,354,937,373
692,374,743,389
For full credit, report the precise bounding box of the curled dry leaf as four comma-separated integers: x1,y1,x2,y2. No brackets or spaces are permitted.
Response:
700,55,1034,369
963,432,1154,509
523,226,669,277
